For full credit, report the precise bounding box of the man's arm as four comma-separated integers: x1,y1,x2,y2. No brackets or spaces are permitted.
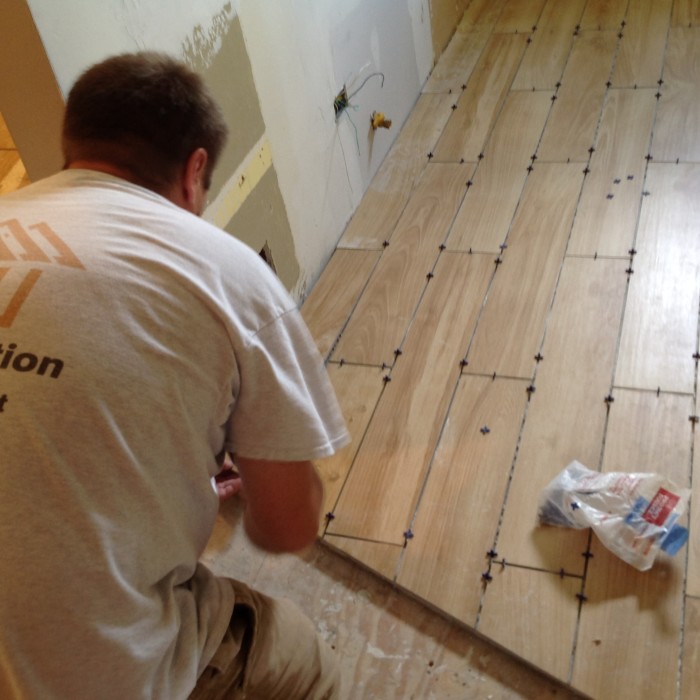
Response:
234,456,324,553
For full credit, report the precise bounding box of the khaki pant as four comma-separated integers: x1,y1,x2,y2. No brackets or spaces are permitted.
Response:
188,579,340,700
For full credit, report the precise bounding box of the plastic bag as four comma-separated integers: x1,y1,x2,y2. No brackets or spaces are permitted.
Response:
538,461,690,571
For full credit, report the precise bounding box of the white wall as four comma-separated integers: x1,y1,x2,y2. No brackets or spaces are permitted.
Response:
23,0,434,299
237,0,432,297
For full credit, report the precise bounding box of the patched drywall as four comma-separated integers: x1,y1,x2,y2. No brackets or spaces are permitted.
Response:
189,13,299,283
225,166,299,291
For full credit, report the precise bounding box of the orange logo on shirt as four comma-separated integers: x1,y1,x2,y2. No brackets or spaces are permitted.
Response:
0,218,84,328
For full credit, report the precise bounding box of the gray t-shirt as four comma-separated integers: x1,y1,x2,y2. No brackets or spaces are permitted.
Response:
0,170,348,699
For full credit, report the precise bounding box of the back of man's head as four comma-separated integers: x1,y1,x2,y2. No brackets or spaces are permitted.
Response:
62,52,228,194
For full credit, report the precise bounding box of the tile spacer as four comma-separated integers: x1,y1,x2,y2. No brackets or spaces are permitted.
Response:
526,385,536,397
427,152,434,160
383,240,390,248
690,415,699,425
486,549,498,559
403,529,414,541
692,352,700,361
325,512,335,522
480,426,491,435
576,593,588,603
459,358,469,368
604,394,615,404
534,353,544,362
481,572,493,583
394,348,403,357
582,551,594,559
383,375,392,384
426,271,434,279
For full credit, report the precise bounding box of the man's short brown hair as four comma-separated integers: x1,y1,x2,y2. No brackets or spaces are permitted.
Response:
62,52,228,193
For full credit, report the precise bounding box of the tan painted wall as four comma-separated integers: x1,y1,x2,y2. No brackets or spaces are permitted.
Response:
0,0,64,180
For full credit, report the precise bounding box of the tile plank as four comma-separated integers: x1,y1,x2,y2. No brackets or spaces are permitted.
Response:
652,27,700,163
318,363,386,526
478,567,581,682
495,0,547,34
573,545,684,699
433,33,530,162
681,597,700,700
612,0,672,88
573,390,691,699
512,0,587,90
447,90,553,253
568,89,656,257
397,376,529,627
466,163,583,377
673,0,700,27
339,93,455,249
333,163,473,366
537,31,617,162
615,164,700,394
328,253,494,543
301,249,381,360
323,536,403,582
423,28,490,94
579,0,628,31
689,396,700,596
457,0,508,31
495,258,629,574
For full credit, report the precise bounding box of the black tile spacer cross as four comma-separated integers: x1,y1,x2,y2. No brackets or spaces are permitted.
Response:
605,394,615,404
626,267,634,275
428,152,434,160
526,385,536,397
451,103,458,110
426,271,434,279
480,426,491,435
487,549,498,559
403,529,415,541
576,593,588,603
582,550,594,559
394,348,403,358
629,248,637,256
325,512,336,522
494,257,503,266
439,243,447,251
559,568,566,579
690,415,700,425
383,240,390,248
482,572,493,583
383,375,392,384
534,353,544,362
460,358,469,368
692,352,700,361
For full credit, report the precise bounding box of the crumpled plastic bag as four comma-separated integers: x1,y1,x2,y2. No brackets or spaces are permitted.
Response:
538,461,690,571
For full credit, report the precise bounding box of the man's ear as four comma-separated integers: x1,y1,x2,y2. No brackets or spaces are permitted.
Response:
182,147,209,213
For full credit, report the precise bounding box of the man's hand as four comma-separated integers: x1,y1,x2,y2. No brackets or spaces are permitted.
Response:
234,456,324,553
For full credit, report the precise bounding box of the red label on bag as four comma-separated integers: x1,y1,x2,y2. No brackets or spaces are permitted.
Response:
642,488,679,526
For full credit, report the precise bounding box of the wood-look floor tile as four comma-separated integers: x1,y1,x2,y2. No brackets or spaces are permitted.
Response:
537,31,618,162
495,258,628,574
457,0,508,31
465,163,583,378
494,0,546,34
332,163,473,367
689,397,700,597
615,163,700,394
327,253,494,544
611,0,672,88
397,375,529,627
433,33,530,162
339,93,455,249
478,566,581,682
322,536,403,582
652,27,700,163
579,0,628,31
572,389,691,697
447,90,553,253
301,249,381,360
318,363,386,527
681,597,700,700
573,545,684,700
568,88,656,257
512,0,586,91
673,0,700,27
422,27,490,94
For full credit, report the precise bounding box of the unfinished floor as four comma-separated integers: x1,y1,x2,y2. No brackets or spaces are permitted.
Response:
300,0,700,698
